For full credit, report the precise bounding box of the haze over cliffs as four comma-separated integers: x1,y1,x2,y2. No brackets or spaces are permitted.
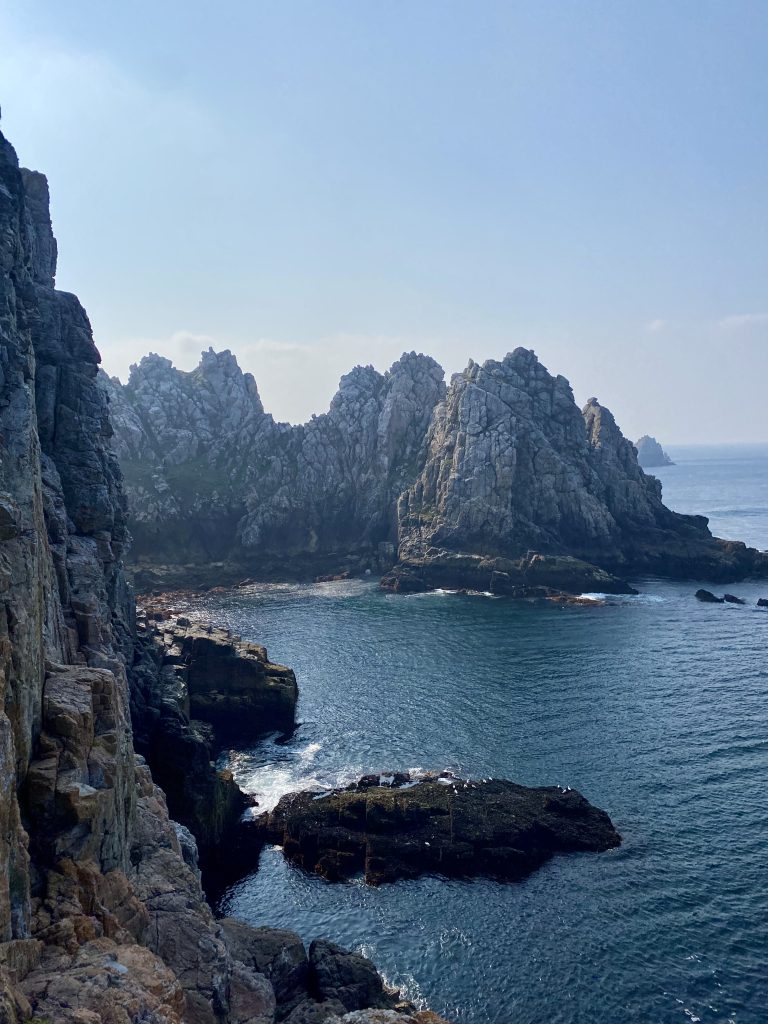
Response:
103,347,766,590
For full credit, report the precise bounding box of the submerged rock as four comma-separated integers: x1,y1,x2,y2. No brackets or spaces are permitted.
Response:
635,435,675,468
695,590,747,605
258,773,621,886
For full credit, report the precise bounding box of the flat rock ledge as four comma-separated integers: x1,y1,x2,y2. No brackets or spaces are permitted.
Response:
380,552,637,598
257,772,621,885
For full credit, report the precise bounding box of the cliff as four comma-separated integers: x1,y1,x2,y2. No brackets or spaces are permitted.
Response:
388,350,765,589
104,346,765,593
0,128,445,1024
101,349,445,577
635,434,675,468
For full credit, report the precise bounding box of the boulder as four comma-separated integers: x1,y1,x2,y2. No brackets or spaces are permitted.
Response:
695,589,724,603
308,940,400,1013
219,918,308,1010
723,594,746,605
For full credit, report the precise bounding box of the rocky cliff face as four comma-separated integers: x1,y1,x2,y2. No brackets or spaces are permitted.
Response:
102,350,445,576
106,345,766,591
0,128,444,1024
390,350,766,588
635,434,674,468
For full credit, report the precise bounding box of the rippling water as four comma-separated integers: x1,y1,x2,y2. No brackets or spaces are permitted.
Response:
181,445,768,1024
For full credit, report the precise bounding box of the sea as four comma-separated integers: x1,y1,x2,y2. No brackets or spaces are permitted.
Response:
181,443,768,1024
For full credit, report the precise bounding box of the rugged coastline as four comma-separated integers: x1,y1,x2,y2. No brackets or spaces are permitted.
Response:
103,348,767,598
0,127,451,1024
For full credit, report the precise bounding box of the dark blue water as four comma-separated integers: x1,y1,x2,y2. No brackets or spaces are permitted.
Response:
186,445,768,1024
657,444,768,551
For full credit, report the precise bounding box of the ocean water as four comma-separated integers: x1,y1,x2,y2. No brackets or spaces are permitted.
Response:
185,445,768,1024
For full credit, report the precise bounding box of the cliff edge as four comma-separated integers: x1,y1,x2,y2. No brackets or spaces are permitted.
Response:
0,128,447,1024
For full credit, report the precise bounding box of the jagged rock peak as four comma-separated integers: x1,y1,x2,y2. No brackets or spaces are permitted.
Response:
391,347,767,586
635,434,675,468
19,169,57,286
104,345,446,568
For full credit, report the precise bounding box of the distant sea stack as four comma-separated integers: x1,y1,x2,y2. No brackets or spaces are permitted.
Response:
101,348,768,591
635,435,674,468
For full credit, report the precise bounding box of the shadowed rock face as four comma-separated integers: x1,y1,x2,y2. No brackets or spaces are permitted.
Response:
102,351,445,573
257,773,621,886
130,610,298,876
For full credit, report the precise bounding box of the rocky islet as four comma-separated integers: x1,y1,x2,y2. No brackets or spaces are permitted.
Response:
254,773,622,886
103,347,767,597
635,434,675,468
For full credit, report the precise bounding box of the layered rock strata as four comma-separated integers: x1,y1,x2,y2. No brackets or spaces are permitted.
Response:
256,773,621,886
0,127,448,1024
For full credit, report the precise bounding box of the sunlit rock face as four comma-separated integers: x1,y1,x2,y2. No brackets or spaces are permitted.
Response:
105,340,767,589
392,349,766,586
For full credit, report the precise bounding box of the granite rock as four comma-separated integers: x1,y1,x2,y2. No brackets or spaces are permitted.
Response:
101,350,445,576
258,772,621,886
635,435,674,468
393,351,767,588
0,126,443,1024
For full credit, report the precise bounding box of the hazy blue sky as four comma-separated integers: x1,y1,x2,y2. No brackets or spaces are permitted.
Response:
1,1,766,441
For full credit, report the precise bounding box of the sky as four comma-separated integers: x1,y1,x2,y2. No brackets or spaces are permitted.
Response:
1,0,766,442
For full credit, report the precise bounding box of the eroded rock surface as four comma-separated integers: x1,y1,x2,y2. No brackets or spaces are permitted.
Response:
104,345,766,594
393,351,766,588
102,350,445,576
258,773,621,886
0,127,446,1024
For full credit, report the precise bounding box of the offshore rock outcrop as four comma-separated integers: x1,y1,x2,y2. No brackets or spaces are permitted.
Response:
131,609,297,873
101,350,445,576
257,773,621,886
391,350,767,589
105,346,766,593
635,434,674,468
0,128,447,1024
